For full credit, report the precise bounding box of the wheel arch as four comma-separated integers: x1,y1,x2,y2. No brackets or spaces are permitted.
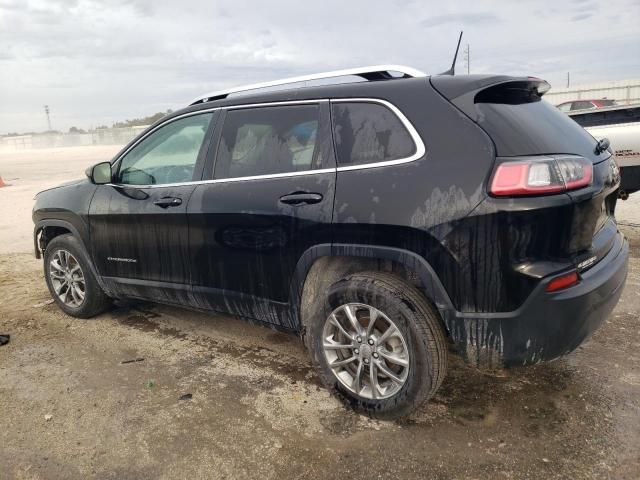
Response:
289,244,455,343
34,219,88,259
35,219,111,294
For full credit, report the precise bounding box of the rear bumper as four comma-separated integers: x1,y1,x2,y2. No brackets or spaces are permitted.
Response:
444,231,629,368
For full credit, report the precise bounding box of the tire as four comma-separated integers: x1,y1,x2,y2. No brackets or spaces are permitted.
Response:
307,271,447,419
44,234,111,318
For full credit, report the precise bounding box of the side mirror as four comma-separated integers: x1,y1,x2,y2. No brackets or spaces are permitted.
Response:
86,161,112,185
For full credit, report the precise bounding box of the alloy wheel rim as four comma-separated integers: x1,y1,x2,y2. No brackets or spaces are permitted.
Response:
49,249,86,308
322,303,410,400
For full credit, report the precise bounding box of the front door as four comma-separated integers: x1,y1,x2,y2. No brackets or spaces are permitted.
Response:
188,102,336,327
89,111,216,303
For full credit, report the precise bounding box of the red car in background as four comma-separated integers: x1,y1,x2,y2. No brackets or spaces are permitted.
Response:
557,99,618,112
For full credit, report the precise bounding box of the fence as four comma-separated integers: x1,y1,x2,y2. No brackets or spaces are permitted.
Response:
0,126,148,152
545,78,640,106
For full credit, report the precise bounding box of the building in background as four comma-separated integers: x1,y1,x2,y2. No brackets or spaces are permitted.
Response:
0,126,148,152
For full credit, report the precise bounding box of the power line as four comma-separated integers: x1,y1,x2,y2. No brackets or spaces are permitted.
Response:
463,44,470,74
44,105,52,131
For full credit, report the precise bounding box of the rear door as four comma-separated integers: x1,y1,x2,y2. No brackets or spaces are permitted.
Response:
187,101,336,327
89,111,216,303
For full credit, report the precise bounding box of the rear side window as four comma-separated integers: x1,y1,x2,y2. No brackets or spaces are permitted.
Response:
331,102,416,167
215,104,321,180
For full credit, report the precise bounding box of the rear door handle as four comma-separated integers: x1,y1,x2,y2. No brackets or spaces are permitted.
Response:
279,192,323,205
153,197,182,208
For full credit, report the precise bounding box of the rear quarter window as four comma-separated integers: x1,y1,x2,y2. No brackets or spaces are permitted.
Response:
331,102,416,167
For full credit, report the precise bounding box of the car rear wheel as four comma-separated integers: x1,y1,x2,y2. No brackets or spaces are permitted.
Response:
44,234,111,318
308,271,448,419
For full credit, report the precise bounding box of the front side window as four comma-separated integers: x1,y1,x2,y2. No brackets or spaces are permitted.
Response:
214,104,321,180
331,102,416,167
117,113,213,185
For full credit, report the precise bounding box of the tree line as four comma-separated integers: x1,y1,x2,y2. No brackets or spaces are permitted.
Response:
2,110,174,137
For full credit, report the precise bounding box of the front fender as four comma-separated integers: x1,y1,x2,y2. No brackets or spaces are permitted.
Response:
32,178,98,258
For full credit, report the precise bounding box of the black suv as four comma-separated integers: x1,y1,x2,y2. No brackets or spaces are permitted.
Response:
33,66,628,418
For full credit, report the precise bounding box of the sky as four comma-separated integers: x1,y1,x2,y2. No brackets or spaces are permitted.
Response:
1,0,639,134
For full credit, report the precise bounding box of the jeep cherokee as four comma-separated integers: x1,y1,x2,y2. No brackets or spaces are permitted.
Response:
33,66,629,418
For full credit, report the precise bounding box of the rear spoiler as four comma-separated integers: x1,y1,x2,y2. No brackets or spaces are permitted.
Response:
431,75,550,102
430,75,551,121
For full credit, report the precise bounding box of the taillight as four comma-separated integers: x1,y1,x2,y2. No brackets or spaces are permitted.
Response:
545,271,579,292
490,156,593,196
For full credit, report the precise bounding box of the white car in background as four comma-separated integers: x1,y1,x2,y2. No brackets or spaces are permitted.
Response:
568,104,640,198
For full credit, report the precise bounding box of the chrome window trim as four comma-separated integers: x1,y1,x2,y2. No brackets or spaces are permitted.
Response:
105,168,336,189
107,98,424,189
190,65,427,105
331,98,426,172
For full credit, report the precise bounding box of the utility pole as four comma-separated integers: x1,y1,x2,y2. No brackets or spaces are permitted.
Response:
566,72,570,88
463,44,470,74
44,105,52,131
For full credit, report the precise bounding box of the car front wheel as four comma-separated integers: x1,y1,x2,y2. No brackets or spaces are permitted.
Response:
44,234,111,318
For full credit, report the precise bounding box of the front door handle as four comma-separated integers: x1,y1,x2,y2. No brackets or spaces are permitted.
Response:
279,192,323,206
153,197,182,208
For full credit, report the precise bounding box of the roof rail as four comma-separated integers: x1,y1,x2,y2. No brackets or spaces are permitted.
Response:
189,65,427,105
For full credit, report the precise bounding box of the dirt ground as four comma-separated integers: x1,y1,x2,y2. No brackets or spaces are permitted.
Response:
1,148,639,479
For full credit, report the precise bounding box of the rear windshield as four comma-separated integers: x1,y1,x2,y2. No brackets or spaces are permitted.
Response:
466,83,600,159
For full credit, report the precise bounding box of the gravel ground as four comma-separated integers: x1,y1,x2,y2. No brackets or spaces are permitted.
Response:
0,148,639,479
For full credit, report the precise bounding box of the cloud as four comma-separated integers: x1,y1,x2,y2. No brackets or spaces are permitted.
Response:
0,0,639,133
421,12,501,28
571,13,593,21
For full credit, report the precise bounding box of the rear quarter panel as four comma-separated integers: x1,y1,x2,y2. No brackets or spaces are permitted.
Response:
332,80,496,311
